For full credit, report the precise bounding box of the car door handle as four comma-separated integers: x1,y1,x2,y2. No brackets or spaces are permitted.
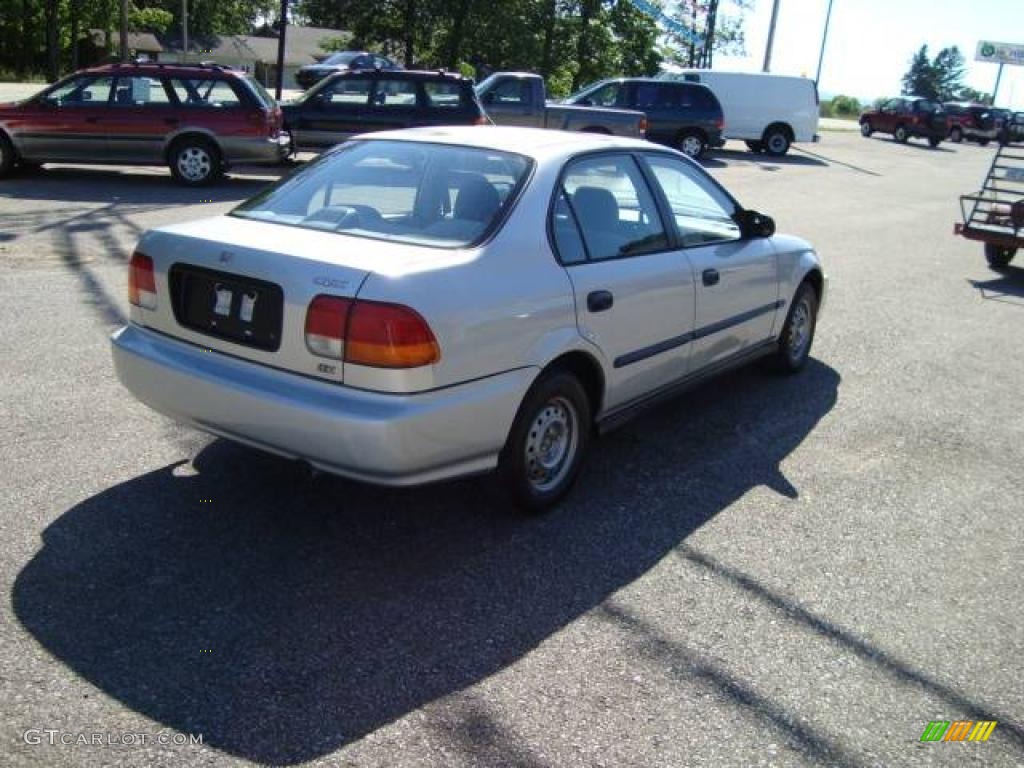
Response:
702,269,720,287
587,290,614,312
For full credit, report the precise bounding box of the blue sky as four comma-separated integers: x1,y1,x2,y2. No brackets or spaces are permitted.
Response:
704,0,1023,108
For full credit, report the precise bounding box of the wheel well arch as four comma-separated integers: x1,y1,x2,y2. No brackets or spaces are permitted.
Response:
163,130,222,163
0,126,18,155
677,126,708,142
544,350,605,420
802,267,824,302
763,121,794,142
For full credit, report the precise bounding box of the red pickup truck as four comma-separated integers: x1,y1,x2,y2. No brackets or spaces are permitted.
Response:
859,97,949,148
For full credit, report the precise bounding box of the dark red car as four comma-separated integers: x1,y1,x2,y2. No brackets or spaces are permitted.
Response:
0,62,289,185
859,97,949,148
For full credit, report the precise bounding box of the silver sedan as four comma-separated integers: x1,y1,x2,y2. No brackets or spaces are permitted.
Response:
111,126,826,511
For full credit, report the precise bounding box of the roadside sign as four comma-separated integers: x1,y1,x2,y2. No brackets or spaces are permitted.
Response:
975,41,1024,66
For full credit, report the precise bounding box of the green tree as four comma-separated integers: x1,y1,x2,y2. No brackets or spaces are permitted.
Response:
901,44,967,101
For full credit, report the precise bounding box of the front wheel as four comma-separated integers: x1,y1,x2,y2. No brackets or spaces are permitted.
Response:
950,126,963,143
860,120,873,137
770,282,818,373
978,138,990,147
169,137,223,186
894,125,909,143
763,127,791,156
677,130,708,158
985,243,1017,269
498,370,591,513
928,136,942,148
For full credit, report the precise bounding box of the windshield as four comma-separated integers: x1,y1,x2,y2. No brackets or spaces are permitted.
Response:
321,52,359,66
562,80,608,104
233,140,532,248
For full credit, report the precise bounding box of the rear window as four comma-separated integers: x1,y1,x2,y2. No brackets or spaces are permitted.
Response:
232,140,532,248
241,76,275,108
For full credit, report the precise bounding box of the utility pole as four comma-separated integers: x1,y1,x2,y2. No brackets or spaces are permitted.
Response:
763,0,781,72
119,0,129,62
274,0,289,100
991,62,1005,105
814,0,834,85
182,0,188,63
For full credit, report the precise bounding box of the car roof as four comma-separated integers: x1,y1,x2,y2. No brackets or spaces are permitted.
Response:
351,125,661,162
329,68,470,81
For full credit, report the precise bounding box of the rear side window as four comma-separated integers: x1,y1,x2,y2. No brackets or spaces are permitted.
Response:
554,154,668,262
489,78,530,106
372,78,417,107
423,81,467,108
170,78,243,108
112,76,173,106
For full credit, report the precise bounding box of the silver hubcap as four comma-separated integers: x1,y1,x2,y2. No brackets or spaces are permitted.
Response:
861,122,870,136
768,133,786,152
788,298,812,363
896,127,906,140
177,146,212,181
681,136,703,156
524,396,578,493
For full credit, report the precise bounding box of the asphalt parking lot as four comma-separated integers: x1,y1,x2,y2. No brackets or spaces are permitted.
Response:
1,131,1022,768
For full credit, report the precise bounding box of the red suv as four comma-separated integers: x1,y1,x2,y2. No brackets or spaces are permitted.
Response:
859,97,949,148
0,62,289,185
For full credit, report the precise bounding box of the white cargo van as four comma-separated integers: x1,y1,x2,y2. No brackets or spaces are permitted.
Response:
661,70,819,156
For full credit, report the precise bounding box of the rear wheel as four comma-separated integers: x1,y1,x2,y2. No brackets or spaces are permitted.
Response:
770,282,818,373
860,120,873,137
499,369,591,513
950,126,963,142
894,124,909,143
985,243,1017,269
928,135,942,148
677,130,708,158
763,125,791,156
169,137,222,186
0,133,15,177
978,138,990,147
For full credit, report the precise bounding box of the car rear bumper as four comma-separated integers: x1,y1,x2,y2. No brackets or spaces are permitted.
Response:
221,133,292,164
111,324,535,486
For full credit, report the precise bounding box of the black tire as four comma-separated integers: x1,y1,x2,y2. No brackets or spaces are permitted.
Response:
949,126,963,143
677,129,708,159
860,120,873,137
498,369,591,513
978,138,990,147
168,136,223,186
745,140,765,153
0,133,15,178
985,243,1017,269
928,135,942,148
762,125,791,155
894,124,909,143
770,282,818,373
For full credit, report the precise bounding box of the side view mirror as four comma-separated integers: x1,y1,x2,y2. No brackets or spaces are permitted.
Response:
734,209,775,238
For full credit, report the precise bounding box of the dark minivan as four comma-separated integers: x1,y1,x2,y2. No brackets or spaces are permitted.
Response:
563,78,724,158
282,70,486,153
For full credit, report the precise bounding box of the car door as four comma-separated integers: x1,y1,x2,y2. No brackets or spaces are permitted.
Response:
102,75,179,162
640,152,779,372
877,99,900,134
481,77,537,127
551,152,697,411
17,74,113,161
292,76,373,150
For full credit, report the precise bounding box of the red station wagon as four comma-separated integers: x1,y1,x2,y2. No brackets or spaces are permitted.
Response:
0,62,290,185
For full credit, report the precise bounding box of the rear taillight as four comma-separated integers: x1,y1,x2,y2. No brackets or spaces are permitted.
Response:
128,252,157,310
639,116,648,136
305,295,440,369
305,295,351,358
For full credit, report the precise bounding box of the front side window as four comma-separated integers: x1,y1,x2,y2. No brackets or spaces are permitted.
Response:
554,154,668,262
576,81,623,108
233,140,531,248
44,75,113,106
490,78,529,106
643,154,740,247
314,77,372,105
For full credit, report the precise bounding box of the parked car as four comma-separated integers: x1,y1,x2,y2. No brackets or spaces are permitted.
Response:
563,78,724,158
659,70,819,156
282,69,485,153
295,51,402,91
0,62,289,184
1002,112,1024,143
475,72,646,138
111,126,825,511
944,102,1003,145
859,98,949,147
